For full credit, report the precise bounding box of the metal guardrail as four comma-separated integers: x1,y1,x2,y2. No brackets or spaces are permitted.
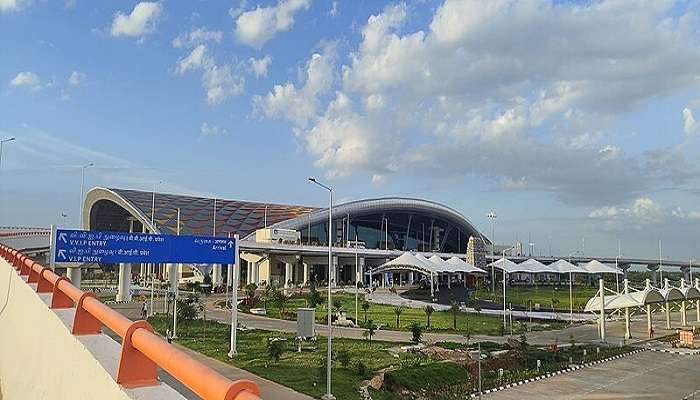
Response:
0,244,260,400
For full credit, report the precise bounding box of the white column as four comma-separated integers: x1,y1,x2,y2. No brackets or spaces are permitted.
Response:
285,263,293,288
331,256,338,287
303,262,310,286
409,272,414,285
117,263,131,302
212,264,222,289
168,263,179,294
253,260,260,285
359,258,365,286
140,263,146,279
67,267,81,290
447,273,452,289
246,263,253,285
430,272,434,298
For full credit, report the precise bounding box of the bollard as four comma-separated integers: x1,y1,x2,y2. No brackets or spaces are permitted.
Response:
536,359,541,372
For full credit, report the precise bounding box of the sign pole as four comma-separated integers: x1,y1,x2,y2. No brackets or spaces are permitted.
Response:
228,234,239,358
49,224,57,270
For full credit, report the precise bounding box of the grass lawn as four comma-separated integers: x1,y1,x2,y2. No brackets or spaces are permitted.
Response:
475,286,599,312
241,292,536,336
148,315,412,400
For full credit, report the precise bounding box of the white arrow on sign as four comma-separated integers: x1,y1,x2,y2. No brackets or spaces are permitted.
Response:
228,240,234,248
58,232,67,243
57,249,66,259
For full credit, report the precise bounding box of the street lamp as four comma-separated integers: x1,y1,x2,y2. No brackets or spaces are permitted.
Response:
691,259,696,283
308,176,335,400
79,162,94,228
568,250,582,323
61,212,68,227
487,212,496,292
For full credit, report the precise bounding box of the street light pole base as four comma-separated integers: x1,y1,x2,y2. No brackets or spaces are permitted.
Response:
321,394,336,400
227,350,237,358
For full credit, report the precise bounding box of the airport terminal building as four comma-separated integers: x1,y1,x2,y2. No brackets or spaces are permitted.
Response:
83,187,489,288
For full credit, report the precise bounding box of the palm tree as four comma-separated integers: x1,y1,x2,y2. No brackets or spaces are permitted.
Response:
362,301,370,323
424,305,434,328
363,320,377,347
394,305,404,328
450,300,460,330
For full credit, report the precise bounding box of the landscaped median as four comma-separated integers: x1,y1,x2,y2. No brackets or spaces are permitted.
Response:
148,313,636,400
226,287,568,336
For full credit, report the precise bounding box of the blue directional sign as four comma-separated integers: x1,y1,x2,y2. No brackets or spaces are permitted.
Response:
54,229,236,264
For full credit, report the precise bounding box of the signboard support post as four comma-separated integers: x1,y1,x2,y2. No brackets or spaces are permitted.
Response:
229,234,240,358
49,224,57,270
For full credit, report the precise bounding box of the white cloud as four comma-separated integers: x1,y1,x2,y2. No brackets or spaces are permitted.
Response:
0,0,29,13
68,71,86,86
588,197,700,225
176,45,244,106
249,55,272,78
683,107,697,135
110,2,162,38
329,1,338,17
9,71,41,90
254,46,335,127
233,0,310,48
200,122,228,137
264,0,700,205
172,27,223,48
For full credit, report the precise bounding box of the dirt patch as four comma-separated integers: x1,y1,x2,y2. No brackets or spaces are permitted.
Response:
419,345,472,364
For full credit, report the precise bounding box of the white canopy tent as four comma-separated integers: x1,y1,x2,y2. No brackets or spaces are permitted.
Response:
487,257,521,273
446,256,486,274
580,260,623,275
517,258,551,273
549,259,587,274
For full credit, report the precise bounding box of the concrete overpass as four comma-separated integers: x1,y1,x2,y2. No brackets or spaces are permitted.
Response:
0,228,261,400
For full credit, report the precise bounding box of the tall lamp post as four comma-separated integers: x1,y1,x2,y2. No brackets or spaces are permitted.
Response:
487,212,496,293
308,177,335,400
79,162,94,227
568,250,582,323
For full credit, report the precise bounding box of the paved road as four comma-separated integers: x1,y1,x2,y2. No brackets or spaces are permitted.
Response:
488,350,700,399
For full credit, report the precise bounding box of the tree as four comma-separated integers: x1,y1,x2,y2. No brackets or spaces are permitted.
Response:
335,349,351,368
424,305,434,328
244,283,258,306
394,305,404,328
267,340,285,363
177,293,200,322
273,290,288,316
450,300,460,330
361,301,370,323
363,320,377,347
306,283,322,308
333,298,343,313
410,322,423,343
261,284,276,309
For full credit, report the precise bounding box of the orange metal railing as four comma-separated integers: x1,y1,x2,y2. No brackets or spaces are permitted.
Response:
0,244,261,400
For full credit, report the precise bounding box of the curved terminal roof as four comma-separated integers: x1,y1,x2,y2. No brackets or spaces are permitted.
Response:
84,187,317,237
269,197,486,243
83,188,487,246
659,286,685,302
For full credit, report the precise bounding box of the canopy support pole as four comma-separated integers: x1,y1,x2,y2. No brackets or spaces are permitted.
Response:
430,272,434,299
646,278,653,337
624,278,631,339
681,278,687,327
599,279,605,342
696,278,700,323
664,278,671,330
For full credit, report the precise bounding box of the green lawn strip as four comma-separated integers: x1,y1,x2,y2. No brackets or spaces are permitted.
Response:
148,315,412,400
384,362,467,391
241,292,528,335
474,286,599,311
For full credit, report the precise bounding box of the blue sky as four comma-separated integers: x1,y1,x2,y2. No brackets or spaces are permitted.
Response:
1,0,699,260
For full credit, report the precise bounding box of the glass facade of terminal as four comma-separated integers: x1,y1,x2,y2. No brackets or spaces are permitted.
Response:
300,211,471,253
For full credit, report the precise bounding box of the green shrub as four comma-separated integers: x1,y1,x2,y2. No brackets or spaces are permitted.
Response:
410,322,423,343
335,349,351,368
267,339,286,363
385,362,466,391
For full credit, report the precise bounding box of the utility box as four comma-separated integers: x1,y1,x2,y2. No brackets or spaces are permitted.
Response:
297,308,316,338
